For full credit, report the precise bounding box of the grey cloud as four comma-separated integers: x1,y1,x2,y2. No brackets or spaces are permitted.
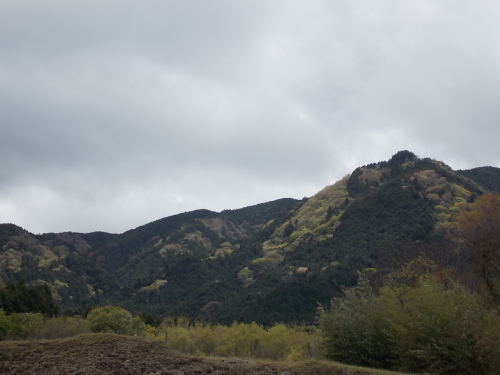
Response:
1,1,499,233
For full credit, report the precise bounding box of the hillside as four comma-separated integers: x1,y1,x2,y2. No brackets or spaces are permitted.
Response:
457,166,500,191
0,333,390,375
1,151,499,324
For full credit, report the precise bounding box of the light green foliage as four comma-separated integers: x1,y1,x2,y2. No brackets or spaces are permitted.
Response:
199,217,249,239
284,326,322,361
289,227,311,241
319,269,500,374
262,175,350,258
183,230,213,248
288,175,350,239
5,313,45,340
191,324,221,355
140,279,168,292
412,169,439,189
410,170,473,233
210,241,238,259
37,246,60,268
237,267,254,287
0,309,18,339
164,326,196,353
357,167,390,188
159,243,190,256
2,249,22,271
223,321,265,357
52,245,69,259
155,319,321,361
86,284,96,296
0,314,89,340
262,239,288,251
37,316,89,339
409,169,474,233
379,279,494,373
38,255,57,267
426,192,441,203
259,323,291,360
251,250,284,272
54,280,69,289
157,320,225,355
87,306,145,336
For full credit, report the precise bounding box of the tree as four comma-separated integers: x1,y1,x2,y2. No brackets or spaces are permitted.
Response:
87,306,145,336
0,309,16,340
453,192,500,302
318,273,395,369
318,268,500,374
0,281,59,316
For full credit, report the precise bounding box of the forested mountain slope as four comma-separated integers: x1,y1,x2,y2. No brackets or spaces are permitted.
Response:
457,166,500,192
1,151,499,324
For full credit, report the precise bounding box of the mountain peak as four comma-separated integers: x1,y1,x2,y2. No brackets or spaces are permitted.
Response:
388,150,418,165
1,152,499,324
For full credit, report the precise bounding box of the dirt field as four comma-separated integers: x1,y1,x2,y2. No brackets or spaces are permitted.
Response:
0,334,376,375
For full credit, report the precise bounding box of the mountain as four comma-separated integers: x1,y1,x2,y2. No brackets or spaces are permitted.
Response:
457,166,500,192
1,151,499,324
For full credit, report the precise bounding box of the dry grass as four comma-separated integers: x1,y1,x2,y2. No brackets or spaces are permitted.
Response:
0,333,415,375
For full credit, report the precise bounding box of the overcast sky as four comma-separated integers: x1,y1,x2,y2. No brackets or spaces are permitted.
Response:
1,1,499,234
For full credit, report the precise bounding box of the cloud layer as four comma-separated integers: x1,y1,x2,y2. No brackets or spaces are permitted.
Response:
1,1,499,233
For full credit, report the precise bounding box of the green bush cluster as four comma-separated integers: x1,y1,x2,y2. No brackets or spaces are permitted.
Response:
1,304,320,362
0,310,88,340
156,320,321,361
87,305,146,336
0,305,147,341
0,280,59,317
318,272,500,375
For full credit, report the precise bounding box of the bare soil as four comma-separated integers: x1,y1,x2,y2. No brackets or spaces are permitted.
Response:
0,334,375,375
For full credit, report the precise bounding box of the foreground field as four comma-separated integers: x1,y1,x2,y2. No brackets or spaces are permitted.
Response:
0,333,407,375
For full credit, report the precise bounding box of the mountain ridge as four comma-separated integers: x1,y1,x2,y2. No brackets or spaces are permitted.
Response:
1,151,499,324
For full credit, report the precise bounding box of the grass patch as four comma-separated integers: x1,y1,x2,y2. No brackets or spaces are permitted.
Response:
0,333,418,375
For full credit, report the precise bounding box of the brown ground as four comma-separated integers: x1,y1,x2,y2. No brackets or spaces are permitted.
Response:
0,334,375,375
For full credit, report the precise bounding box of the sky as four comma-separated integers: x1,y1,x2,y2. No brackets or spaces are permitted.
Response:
1,0,500,234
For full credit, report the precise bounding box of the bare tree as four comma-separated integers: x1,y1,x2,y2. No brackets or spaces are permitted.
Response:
452,192,500,302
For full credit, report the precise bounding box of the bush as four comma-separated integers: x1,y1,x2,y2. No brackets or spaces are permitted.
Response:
157,321,223,355
9,313,45,340
37,316,89,339
0,309,18,340
0,310,89,341
319,272,500,374
318,275,395,369
156,317,321,361
259,323,291,360
87,306,145,336
224,321,265,357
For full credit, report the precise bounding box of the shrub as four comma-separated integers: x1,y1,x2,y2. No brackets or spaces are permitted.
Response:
0,309,18,340
156,318,322,361
224,321,265,357
87,306,145,336
318,275,395,369
9,313,45,340
319,272,500,374
259,323,291,360
38,316,89,339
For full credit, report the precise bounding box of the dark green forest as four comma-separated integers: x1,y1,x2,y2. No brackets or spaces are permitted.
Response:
1,151,499,325
0,280,58,316
2,151,500,374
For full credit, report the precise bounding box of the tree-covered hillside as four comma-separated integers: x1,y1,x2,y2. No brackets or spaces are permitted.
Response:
1,151,498,324
457,166,500,192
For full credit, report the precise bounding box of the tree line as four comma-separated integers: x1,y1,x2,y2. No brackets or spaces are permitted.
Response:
1,192,499,375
